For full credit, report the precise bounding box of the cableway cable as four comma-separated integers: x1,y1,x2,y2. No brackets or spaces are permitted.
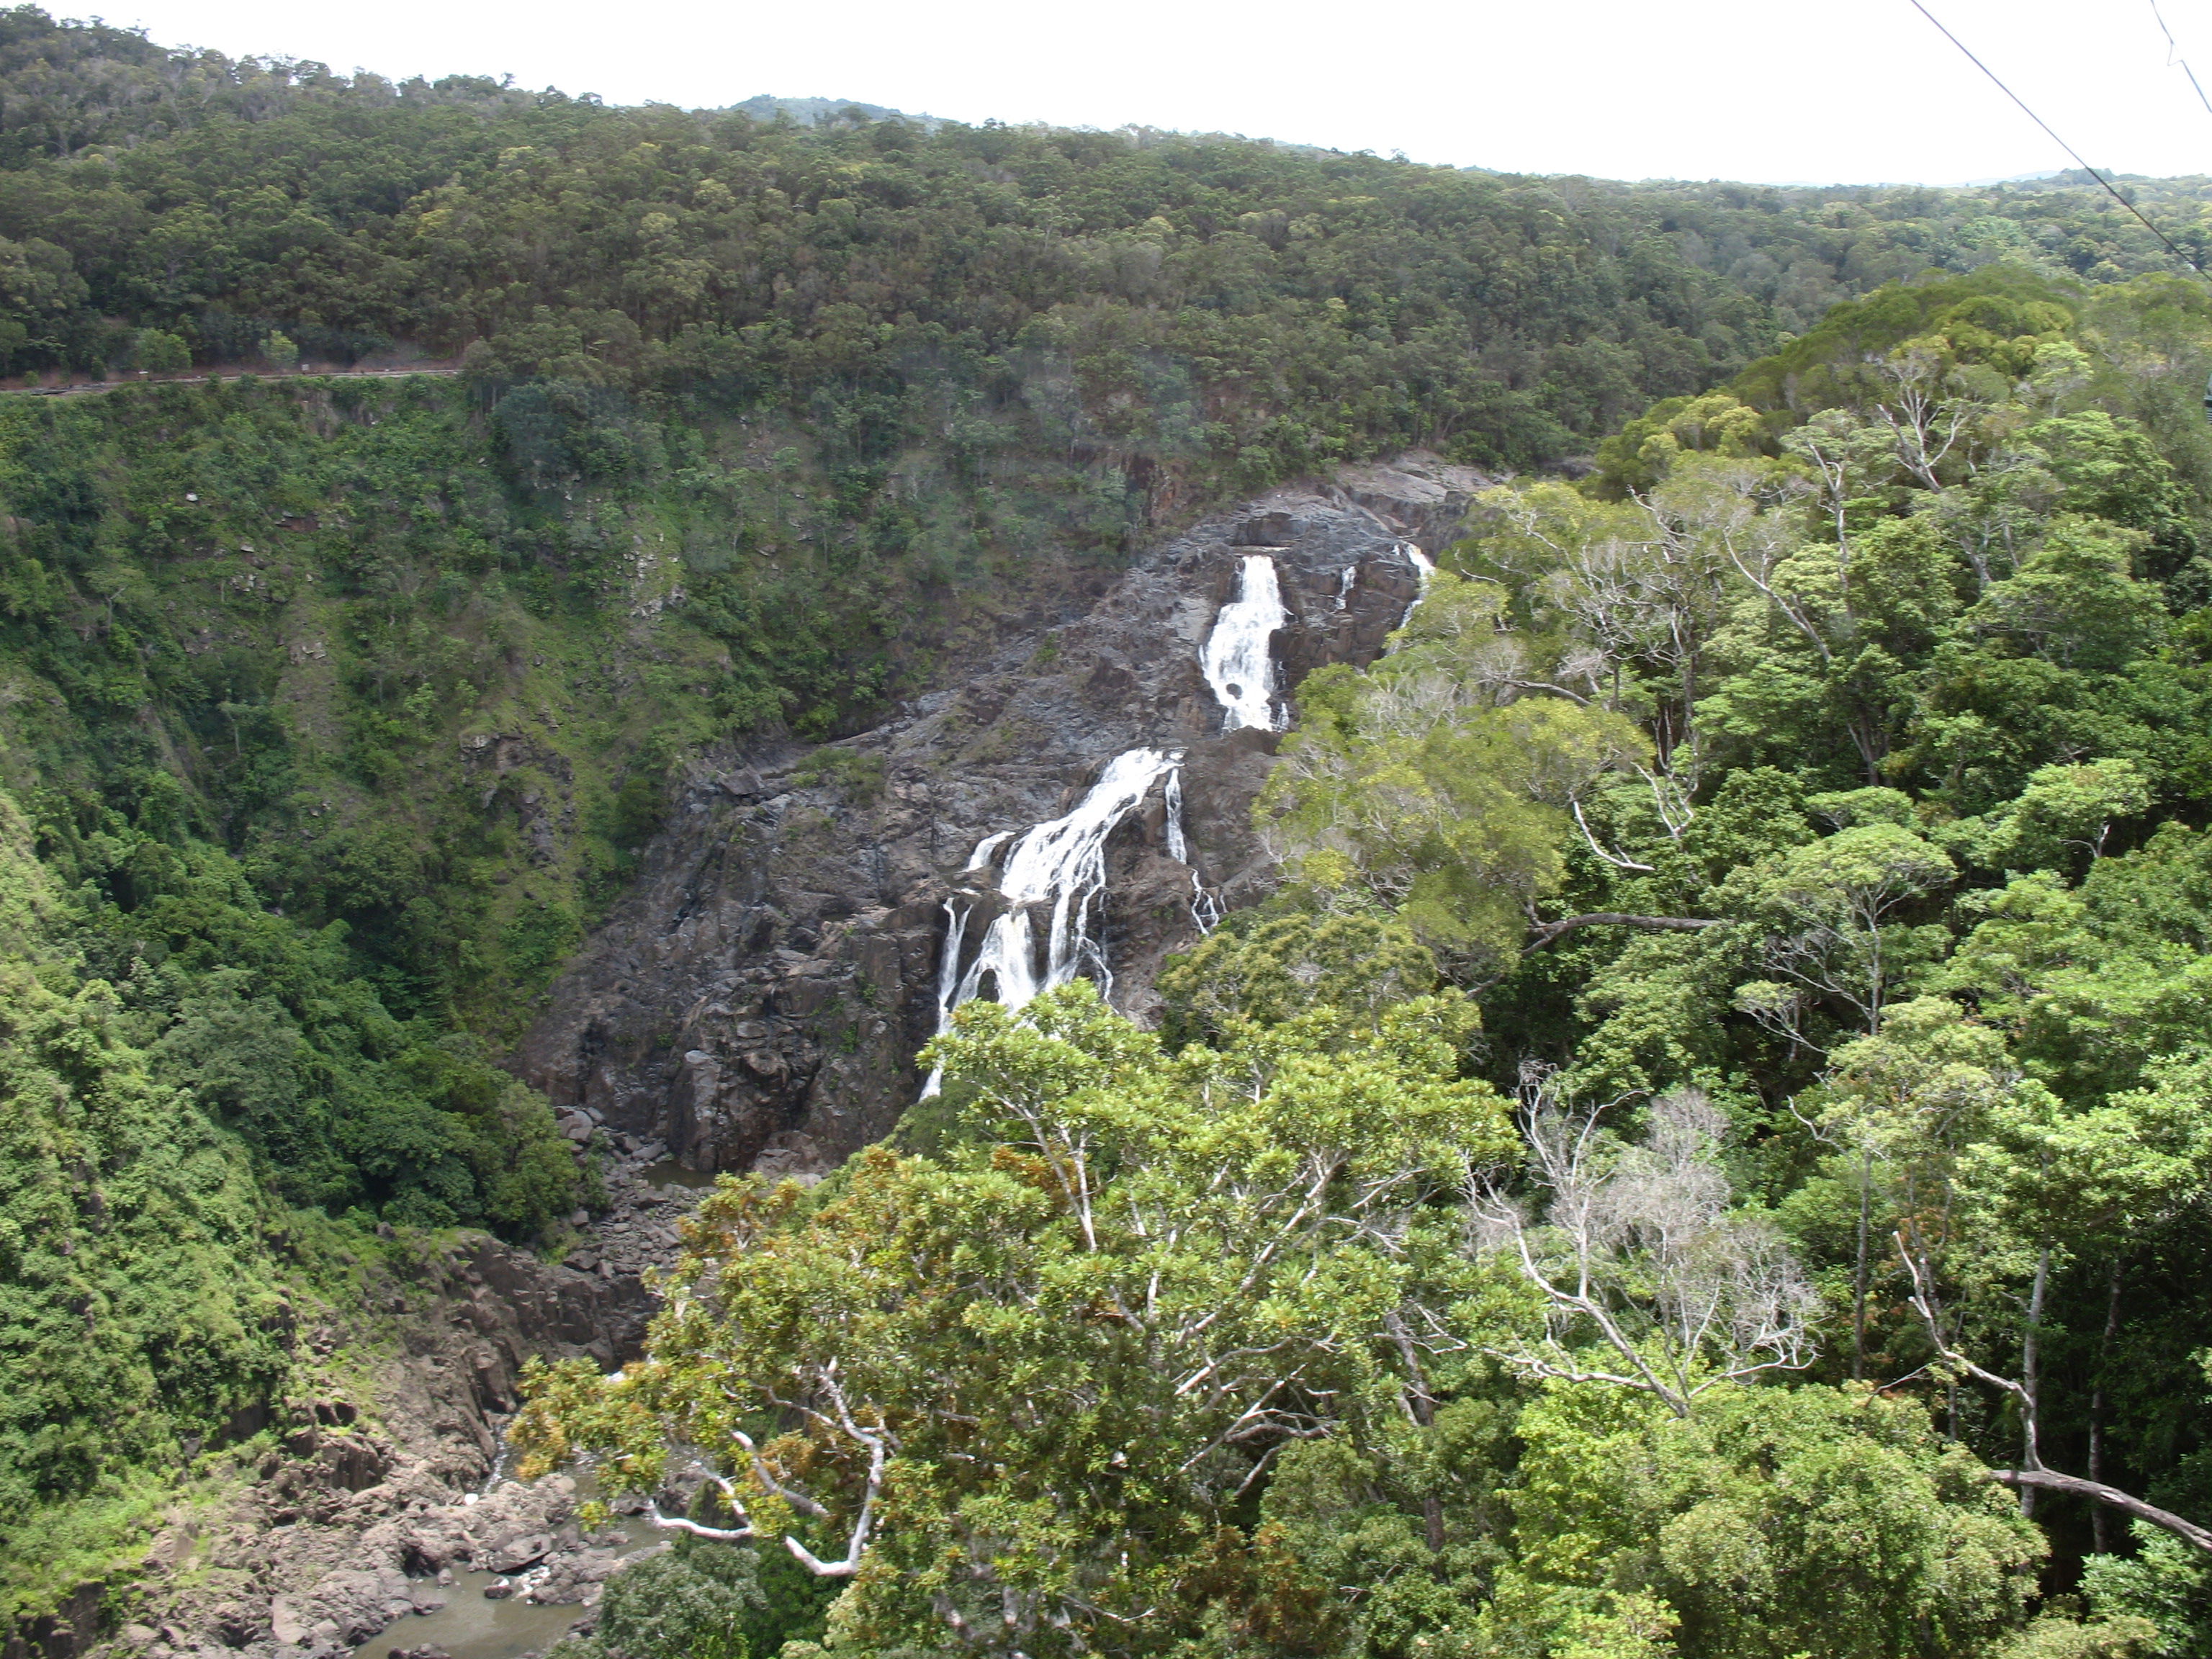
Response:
1909,0,2206,274
2150,0,2212,120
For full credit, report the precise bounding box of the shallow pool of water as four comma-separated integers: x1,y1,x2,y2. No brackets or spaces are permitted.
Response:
641,1159,719,1192
351,1519,655,1659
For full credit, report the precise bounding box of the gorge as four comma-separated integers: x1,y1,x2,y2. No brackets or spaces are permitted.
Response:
12,454,1476,1659
513,455,1481,1175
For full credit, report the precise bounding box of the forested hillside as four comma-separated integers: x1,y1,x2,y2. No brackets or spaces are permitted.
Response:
0,0,1790,474
1614,169,2212,334
5,1,2212,1652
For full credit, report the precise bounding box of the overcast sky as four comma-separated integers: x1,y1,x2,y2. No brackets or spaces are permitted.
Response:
99,0,2212,186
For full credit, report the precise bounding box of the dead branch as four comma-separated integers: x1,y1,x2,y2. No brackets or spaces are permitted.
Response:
644,1503,752,1541
1987,1469,2212,1555
1570,798,1656,873
1475,1090,1816,1415
1525,912,1721,953
778,1366,891,1578
1896,1232,2212,1555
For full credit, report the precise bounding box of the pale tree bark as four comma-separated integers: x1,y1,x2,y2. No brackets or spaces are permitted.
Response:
1852,1148,1872,1383
1898,1236,2212,1555
1523,912,1720,954
1475,1089,1817,1417
640,1363,891,1578
2089,1258,2125,1555
2018,1247,2050,1520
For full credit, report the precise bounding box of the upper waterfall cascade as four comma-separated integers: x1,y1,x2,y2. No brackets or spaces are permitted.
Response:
1398,541,1434,626
966,829,1016,872
1201,554,1288,732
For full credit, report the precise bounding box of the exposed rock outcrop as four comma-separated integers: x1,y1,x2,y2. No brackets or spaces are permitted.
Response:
513,455,1489,1174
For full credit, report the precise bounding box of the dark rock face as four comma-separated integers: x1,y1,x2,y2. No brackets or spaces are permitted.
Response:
513,455,1489,1176
2,1584,104,1659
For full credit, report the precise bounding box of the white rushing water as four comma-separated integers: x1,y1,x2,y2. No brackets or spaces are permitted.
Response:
924,547,1305,1088
1164,763,1223,932
1163,763,1189,865
1398,541,1434,627
924,747,1185,1091
966,829,1016,871
1201,554,1287,732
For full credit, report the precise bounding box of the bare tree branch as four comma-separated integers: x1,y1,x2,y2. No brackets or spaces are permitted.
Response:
1525,912,1721,953
644,1503,754,1541
1987,1469,2212,1555
1474,1090,1817,1416
778,1368,891,1578
1895,1232,2212,1553
1570,797,1656,873
1897,1234,2039,1460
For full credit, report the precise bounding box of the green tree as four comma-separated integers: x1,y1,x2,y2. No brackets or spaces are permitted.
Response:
1727,818,1956,1047
1156,908,1442,1047
518,981,1513,1653
1256,573,1652,971
1485,1380,2046,1659
130,328,188,372
552,1537,766,1659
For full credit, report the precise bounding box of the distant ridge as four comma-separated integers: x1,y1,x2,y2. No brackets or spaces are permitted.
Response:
1955,168,2065,186
1685,169,2069,189
731,94,940,129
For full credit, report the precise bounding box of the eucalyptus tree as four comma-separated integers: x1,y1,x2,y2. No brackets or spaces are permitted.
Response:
516,982,1514,1653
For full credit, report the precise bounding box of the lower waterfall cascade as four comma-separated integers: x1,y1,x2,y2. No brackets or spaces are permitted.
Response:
1164,763,1223,932
922,746,1187,1091
1398,540,1435,624
922,547,1306,1074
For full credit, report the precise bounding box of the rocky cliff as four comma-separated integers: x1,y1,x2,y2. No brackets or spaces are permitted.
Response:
513,454,1489,1174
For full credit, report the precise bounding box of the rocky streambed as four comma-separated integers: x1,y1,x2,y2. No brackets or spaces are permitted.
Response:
67,1141,707,1659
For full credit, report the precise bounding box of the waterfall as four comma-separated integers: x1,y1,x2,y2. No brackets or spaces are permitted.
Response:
1164,763,1221,933
1163,764,1189,864
958,747,1181,1005
966,829,1015,871
925,545,1304,1089
1201,554,1287,732
923,748,1185,1091
932,896,970,1042
1336,563,1357,610
1398,541,1434,627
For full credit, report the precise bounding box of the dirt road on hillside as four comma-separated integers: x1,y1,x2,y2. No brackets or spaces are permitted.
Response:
1,364,464,398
